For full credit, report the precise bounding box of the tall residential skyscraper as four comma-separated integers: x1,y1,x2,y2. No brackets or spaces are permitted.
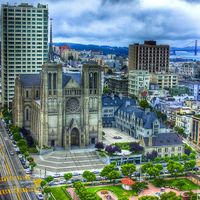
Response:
128,41,169,73
1,3,48,106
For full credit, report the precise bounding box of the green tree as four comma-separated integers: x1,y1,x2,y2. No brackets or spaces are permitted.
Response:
45,176,54,183
44,187,51,194
174,126,186,137
13,133,22,141
9,125,20,134
121,163,136,178
40,180,47,188
23,151,29,158
100,164,115,178
107,170,120,183
29,162,36,171
118,197,129,200
17,139,28,147
103,85,110,94
64,173,72,181
189,153,196,159
156,111,167,122
139,196,158,200
141,163,163,178
139,100,149,109
184,160,196,171
19,145,28,154
160,191,181,200
182,154,189,161
82,171,96,182
167,160,184,178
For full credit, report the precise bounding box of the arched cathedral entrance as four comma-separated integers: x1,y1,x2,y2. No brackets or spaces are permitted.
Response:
71,128,80,146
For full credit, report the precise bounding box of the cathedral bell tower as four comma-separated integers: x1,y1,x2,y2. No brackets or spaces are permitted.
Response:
40,63,63,148
82,63,102,146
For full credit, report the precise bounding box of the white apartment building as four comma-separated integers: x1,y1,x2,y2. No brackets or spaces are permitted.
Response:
128,70,150,97
1,3,48,106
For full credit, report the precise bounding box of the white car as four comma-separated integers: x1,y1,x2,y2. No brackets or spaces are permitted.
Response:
37,193,44,200
25,169,32,174
53,173,61,178
18,154,23,159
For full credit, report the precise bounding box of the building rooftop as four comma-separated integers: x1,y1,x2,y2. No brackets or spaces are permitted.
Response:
143,133,183,147
19,74,40,87
19,71,81,88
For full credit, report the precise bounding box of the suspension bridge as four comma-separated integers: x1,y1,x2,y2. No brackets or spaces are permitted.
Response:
171,40,199,56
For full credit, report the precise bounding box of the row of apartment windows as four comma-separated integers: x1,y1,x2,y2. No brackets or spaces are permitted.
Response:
158,146,182,153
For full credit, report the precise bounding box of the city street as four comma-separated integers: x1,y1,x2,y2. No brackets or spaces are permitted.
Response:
0,120,37,200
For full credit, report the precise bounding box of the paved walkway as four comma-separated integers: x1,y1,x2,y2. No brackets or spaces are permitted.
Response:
130,182,200,200
67,188,79,200
103,128,139,145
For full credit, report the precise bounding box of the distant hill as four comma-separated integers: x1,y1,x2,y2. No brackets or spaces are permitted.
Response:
53,42,200,57
54,42,128,57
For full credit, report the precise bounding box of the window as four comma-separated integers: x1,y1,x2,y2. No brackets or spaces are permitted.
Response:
164,148,168,153
36,90,39,98
178,147,182,151
25,108,29,121
26,90,29,98
172,147,175,152
158,148,162,153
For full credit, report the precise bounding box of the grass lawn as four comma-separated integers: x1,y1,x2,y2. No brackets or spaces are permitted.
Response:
151,178,200,191
50,186,72,200
87,185,137,198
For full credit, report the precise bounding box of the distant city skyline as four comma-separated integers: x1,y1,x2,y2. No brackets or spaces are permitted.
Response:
1,0,200,47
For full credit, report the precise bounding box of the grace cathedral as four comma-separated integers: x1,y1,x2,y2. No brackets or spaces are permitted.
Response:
12,62,102,149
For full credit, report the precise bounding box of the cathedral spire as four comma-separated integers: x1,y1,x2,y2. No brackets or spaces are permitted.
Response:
48,18,54,62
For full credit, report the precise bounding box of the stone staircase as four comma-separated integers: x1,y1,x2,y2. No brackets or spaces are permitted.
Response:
34,150,106,173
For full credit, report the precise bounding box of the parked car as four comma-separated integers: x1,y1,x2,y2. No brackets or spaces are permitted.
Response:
37,193,44,200
193,167,199,171
25,169,32,174
10,151,14,156
72,172,80,176
71,178,81,183
53,173,61,178
59,180,67,185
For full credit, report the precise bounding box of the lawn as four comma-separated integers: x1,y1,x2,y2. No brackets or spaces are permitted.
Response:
151,178,200,191
114,142,130,150
50,186,72,200
87,185,137,198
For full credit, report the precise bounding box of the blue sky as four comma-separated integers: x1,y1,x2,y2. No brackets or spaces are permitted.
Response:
2,0,200,47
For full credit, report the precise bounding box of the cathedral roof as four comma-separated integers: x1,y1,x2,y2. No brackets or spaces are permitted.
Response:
62,72,81,87
19,72,81,88
19,74,40,87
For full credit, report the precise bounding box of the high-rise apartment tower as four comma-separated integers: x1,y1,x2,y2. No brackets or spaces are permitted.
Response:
1,3,48,106
128,41,169,73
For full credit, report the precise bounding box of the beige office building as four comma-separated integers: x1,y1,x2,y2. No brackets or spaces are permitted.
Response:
128,70,150,97
128,41,169,73
150,73,178,89
1,3,48,106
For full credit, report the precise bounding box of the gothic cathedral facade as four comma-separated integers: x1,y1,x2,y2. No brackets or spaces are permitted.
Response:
13,62,102,149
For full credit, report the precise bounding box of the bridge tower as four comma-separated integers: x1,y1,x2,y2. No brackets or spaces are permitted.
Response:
195,40,198,56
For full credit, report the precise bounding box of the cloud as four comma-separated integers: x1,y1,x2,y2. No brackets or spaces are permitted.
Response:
1,0,200,47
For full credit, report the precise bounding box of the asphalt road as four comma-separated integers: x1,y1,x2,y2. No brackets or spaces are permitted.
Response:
0,121,37,200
